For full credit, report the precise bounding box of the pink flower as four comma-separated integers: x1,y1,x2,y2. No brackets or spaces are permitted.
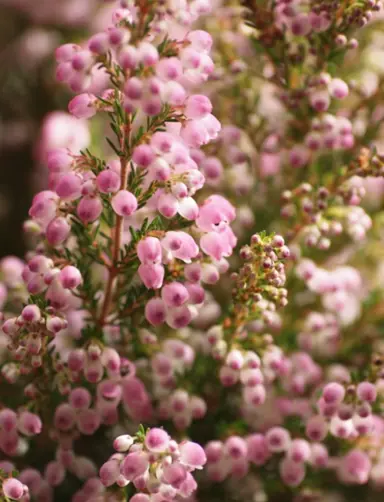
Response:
246,434,270,466
338,450,371,484
137,237,162,264
162,232,199,263
120,452,149,481
132,145,155,167
18,411,42,436
77,196,103,224
265,427,291,453
2,478,25,500
329,78,349,99
59,266,82,289
323,382,345,404
99,459,120,487
200,226,237,260
44,461,65,487
145,428,170,453
184,95,212,119
179,441,207,469
166,305,193,329
163,463,187,488
145,298,167,326
356,382,377,403
111,190,138,217
138,264,164,289
96,170,120,194
156,57,183,81
279,457,306,487
0,410,17,433
69,93,97,119
161,282,189,307
197,195,236,232
46,217,71,245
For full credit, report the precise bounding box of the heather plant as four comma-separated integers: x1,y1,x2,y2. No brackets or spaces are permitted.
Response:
1,1,384,501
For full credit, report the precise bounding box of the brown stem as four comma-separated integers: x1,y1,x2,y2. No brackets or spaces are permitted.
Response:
98,158,129,326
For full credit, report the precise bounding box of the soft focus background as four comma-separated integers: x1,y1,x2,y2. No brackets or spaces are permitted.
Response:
2,1,384,501
0,0,104,257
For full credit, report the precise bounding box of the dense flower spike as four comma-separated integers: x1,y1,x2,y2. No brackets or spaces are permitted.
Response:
1,0,384,501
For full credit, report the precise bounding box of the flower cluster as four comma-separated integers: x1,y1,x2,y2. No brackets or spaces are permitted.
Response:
1,0,384,501
99,427,206,500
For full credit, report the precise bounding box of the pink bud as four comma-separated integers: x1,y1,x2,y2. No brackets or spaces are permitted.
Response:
287,439,311,463
158,193,178,218
139,264,164,289
323,382,345,404
0,409,17,432
145,298,166,326
59,266,82,289
179,441,207,469
99,459,120,487
46,217,70,245
69,94,97,119
88,32,110,55
225,436,247,459
305,415,328,441
137,237,162,264
54,404,76,431
47,148,72,173
156,57,183,81
185,283,205,305
187,30,213,53
265,427,291,453
44,461,65,487
279,457,306,487
21,304,41,323
111,190,138,217
77,409,101,435
356,381,377,403
339,449,371,484
205,441,224,463
138,42,159,66
246,434,270,466
226,350,244,371
56,61,73,82
132,145,155,167
18,411,42,436
71,50,93,72
113,435,134,453
69,388,92,409
185,95,212,119
163,463,187,488
124,77,143,100
166,305,193,329
55,44,80,62
145,428,170,453
56,173,82,200
120,452,149,481
77,196,103,224
243,385,266,406
290,13,311,36
161,282,189,307
310,443,329,468
96,170,120,194
329,78,349,99
2,478,25,500
118,45,138,70
68,349,85,372
101,347,121,373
